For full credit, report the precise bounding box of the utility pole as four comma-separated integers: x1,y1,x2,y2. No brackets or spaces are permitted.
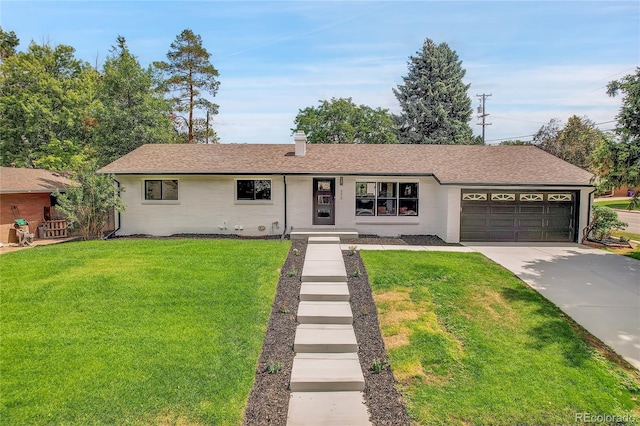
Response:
476,93,492,144
206,110,210,144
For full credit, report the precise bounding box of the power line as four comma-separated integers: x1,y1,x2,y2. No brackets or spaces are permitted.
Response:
485,120,618,143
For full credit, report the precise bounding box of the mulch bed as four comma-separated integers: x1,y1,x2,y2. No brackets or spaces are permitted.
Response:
243,236,427,425
243,240,305,425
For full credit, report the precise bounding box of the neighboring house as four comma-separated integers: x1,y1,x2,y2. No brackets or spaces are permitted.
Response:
98,133,595,243
610,186,638,197
0,167,76,244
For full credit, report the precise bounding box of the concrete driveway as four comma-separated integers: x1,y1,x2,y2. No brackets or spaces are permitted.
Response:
465,243,640,369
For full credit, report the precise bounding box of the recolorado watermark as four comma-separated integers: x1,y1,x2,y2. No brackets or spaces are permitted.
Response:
575,412,637,424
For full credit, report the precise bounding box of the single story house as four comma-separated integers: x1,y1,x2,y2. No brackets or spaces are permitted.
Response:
98,132,596,243
0,167,76,244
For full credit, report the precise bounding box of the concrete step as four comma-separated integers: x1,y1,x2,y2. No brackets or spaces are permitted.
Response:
304,244,344,262
300,282,350,301
308,236,341,244
294,324,358,353
290,353,365,392
290,229,359,241
287,392,371,425
297,301,353,324
301,260,347,282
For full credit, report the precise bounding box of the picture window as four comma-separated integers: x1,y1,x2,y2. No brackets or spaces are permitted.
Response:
237,180,271,201
356,181,418,216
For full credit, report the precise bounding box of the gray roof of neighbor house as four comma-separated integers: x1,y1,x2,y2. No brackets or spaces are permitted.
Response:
0,167,77,194
98,144,595,186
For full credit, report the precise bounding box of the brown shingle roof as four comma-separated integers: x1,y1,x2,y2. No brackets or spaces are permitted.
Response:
0,167,77,193
98,144,594,186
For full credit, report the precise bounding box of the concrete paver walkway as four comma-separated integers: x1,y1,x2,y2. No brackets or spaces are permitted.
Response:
287,236,371,425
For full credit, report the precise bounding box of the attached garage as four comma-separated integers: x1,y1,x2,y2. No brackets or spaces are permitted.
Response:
460,190,579,242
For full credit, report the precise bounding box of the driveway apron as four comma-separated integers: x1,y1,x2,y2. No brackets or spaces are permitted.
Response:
465,243,640,370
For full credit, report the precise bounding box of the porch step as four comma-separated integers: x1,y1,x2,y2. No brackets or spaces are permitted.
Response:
290,353,365,391
290,229,359,241
294,324,358,353
287,392,371,425
300,282,350,301
297,301,353,324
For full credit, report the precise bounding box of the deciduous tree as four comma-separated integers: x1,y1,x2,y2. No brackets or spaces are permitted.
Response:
533,115,605,172
593,68,640,196
393,38,475,144
0,41,99,169
154,29,220,144
293,97,397,144
55,166,125,240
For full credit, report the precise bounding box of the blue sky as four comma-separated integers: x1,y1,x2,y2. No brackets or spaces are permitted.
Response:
1,1,638,144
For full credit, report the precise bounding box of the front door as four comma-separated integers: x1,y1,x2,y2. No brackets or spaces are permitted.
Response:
313,178,335,225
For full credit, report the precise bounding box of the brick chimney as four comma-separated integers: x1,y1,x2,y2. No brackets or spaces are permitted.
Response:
294,130,307,157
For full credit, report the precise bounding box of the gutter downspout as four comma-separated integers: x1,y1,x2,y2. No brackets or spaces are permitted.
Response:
281,175,288,240
582,187,597,243
104,178,121,240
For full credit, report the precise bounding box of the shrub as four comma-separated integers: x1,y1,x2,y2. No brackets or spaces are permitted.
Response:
583,205,628,241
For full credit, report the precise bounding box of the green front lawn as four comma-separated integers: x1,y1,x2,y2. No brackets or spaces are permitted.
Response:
361,251,640,425
1,239,290,425
594,198,639,210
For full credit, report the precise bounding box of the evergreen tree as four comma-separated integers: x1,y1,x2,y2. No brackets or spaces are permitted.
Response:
93,36,175,166
0,26,19,62
393,38,475,144
154,29,220,144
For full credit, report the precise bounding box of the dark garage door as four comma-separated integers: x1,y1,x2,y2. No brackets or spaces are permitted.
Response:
460,191,578,242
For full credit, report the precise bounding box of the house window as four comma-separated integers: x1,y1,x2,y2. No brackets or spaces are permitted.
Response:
356,181,418,216
145,180,178,200
237,179,271,201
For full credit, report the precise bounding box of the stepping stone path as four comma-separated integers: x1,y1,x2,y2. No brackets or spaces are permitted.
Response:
287,236,371,425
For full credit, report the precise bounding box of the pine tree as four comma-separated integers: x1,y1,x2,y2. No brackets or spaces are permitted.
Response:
393,39,475,144
93,36,174,166
154,29,220,144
